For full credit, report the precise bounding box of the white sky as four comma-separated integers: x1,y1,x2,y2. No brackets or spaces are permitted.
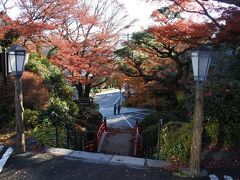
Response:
2,0,158,33
120,0,158,32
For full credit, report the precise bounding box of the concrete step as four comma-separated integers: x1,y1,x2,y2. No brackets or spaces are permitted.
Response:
47,147,171,169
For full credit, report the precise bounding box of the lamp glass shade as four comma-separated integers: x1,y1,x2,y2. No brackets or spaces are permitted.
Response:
191,46,211,81
7,45,26,77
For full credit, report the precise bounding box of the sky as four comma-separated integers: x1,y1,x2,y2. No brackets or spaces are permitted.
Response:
2,0,158,33
2,0,228,32
120,0,158,32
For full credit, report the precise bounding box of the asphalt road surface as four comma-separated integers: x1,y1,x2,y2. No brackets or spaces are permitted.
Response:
1,151,238,180
0,152,203,180
95,90,153,129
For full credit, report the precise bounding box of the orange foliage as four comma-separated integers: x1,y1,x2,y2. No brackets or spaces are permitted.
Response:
152,0,240,44
22,71,49,109
48,0,128,88
149,20,215,51
0,72,49,110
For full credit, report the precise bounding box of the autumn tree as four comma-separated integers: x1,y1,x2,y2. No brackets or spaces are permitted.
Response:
115,19,214,99
1,0,130,99
153,0,240,47
1,0,74,98
147,0,240,176
48,0,129,98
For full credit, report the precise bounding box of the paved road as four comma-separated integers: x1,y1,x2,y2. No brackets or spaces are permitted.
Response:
1,151,238,180
95,89,153,129
0,152,200,180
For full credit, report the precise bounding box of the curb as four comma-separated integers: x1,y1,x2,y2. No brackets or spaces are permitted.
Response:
47,147,171,169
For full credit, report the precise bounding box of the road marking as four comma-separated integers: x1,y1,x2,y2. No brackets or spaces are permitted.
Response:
134,112,151,115
0,147,13,173
0,145,3,152
124,114,145,119
209,174,233,180
209,174,219,180
113,97,120,104
121,114,133,128
224,175,233,180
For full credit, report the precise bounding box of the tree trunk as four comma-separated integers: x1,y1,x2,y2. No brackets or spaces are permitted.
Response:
83,84,91,97
15,78,26,153
76,82,83,98
189,81,203,176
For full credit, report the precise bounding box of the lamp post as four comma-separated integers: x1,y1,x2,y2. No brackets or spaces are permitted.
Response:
7,44,27,153
189,45,212,176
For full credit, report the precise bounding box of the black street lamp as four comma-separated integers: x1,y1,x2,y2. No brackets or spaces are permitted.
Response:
7,44,27,153
189,45,212,176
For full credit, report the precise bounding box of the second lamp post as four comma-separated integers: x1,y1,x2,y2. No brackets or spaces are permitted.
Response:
189,45,212,176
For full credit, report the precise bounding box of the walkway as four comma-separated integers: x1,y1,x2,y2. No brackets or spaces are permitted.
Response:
95,89,153,156
100,128,134,156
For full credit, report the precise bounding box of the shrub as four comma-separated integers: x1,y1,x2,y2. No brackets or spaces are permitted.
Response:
175,90,187,107
204,118,219,144
66,100,79,117
222,122,240,147
91,102,99,111
184,77,240,147
0,104,15,130
25,54,74,100
29,124,67,147
80,108,103,131
160,121,192,163
24,109,40,130
49,97,69,116
22,71,50,109
140,111,184,129
141,125,158,147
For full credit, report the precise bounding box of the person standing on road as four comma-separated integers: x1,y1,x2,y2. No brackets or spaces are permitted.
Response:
114,104,117,115
117,102,121,115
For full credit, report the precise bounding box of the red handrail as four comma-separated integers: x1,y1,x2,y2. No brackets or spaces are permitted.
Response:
134,121,142,156
85,118,107,152
96,117,107,145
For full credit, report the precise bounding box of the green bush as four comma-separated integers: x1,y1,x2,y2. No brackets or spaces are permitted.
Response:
49,97,69,115
184,77,240,147
66,100,79,117
160,121,192,163
24,109,40,130
91,102,99,111
204,118,219,144
30,124,67,147
25,54,74,100
0,104,14,130
222,122,240,147
175,90,187,107
25,55,49,77
141,125,158,147
140,111,184,129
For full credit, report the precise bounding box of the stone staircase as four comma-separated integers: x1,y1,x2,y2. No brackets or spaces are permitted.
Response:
99,128,134,156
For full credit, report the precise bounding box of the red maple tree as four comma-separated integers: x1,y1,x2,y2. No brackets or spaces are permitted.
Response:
152,0,240,45
48,0,129,97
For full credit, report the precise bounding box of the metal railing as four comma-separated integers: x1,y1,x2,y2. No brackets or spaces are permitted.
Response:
142,119,163,159
133,120,143,157
51,111,107,152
